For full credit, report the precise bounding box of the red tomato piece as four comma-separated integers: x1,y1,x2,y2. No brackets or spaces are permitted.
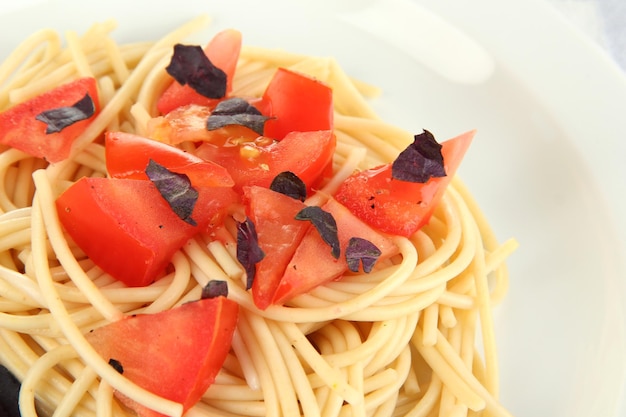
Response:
86,297,239,417
272,198,398,306
243,186,310,310
157,29,242,115
145,103,260,146
105,131,234,188
335,130,475,237
258,67,333,140
105,132,239,233
194,130,336,193
56,177,224,287
0,77,99,162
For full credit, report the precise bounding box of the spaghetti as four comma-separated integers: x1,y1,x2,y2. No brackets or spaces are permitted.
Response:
0,16,517,417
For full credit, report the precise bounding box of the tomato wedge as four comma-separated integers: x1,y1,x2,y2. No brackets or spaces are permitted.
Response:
157,29,242,115
86,297,239,417
243,186,310,310
258,67,333,140
335,130,475,237
56,177,225,287
105,131,234,188
272,198,398,305
105,132,239,233
0,77,99,162
194,130,336,193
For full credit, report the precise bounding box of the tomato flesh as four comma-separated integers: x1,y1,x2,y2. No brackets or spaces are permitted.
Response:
86,297,239,417
273,198,398,305
156,29,242,115
194,129,336,193
145,103,260,146
56,177,223,286
335,130,475,237
259,67,333,140
243,186,310,310
105,131,234,188
0,77,99,162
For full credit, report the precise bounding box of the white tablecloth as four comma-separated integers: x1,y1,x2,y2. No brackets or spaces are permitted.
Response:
547,0,626,71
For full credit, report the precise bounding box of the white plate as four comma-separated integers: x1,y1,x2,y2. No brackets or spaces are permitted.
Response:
1,0,625,416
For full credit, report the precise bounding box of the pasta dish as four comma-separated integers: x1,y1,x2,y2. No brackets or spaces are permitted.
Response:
0,16,517,417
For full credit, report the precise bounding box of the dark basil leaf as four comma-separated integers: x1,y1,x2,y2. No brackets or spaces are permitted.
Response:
346,237,382,273
165,44,227,99
269,171,307,201
201,280,229,299
206,97,270,135
0,365,20,417
295,206,340,259
237,217,265,290
145,159,198,226
108,358,124,374
35,92,95,134
391,130,446,183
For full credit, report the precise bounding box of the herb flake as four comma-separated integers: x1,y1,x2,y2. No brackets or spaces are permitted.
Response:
206,97,270,135
165,44,227,99
269,171,307,201
295,206,340,259
35,92,95,134
236,217,265,290
108,358,124,374
201,280,229,299
391,130,446,183
145,159,198,226
346,237,382,273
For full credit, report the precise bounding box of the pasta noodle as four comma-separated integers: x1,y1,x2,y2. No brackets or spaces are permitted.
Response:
0,16,518,417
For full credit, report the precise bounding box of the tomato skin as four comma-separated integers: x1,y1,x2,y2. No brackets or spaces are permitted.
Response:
0,77,99,162
105,131,234,188
243,186,310,310
335,130,475,237
156,29,242,115
272,198,398,306
86,297,239,417
56,177,218,286
194,129,336,193
259,68,333,140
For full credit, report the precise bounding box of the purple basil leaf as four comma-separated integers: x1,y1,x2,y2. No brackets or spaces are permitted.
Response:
391,130,446,183
145,159,198,226
35,93,95,134
201,280,229,299
206,97,270,135
295,206,340,259
269,171,307,201
237,217,265,290
346,237,382,273
165,44,227,99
